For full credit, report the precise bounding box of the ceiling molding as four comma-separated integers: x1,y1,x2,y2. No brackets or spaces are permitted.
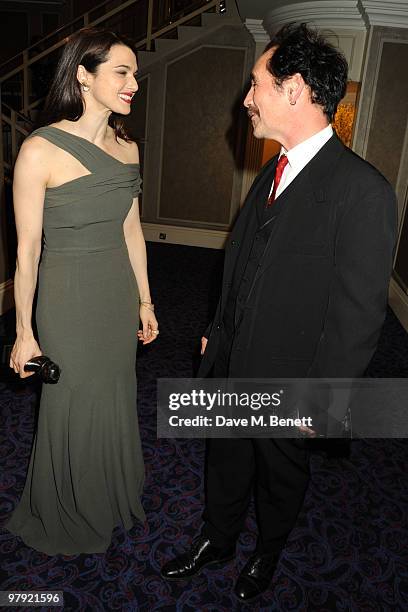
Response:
245,18,269,43
263,1,368,34
261,0,408,34
361,0,408,28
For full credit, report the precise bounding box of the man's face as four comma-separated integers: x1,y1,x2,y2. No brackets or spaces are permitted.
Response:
244,48,288,141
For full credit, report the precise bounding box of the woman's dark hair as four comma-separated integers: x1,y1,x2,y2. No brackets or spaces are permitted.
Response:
265,23,348,122
40,27,136,141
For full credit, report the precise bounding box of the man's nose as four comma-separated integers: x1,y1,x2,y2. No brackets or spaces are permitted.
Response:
243,87,252,108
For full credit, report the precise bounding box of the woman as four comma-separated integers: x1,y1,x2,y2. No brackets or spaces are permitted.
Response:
5,27,157,555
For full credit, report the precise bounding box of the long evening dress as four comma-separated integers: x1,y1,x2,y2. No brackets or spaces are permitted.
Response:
6,126,145,555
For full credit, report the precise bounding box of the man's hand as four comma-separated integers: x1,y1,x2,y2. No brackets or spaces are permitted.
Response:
201,337,208,355
298,424,317,437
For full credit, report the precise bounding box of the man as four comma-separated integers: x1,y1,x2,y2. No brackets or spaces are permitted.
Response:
161,23,397,601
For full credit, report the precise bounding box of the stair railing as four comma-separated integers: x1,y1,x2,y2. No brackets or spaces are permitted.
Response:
0,0,222,187
1,103,34,175
0,0,222,112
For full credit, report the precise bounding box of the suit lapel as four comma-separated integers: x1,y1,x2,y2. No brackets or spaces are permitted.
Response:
250,133,346,283
220,156,278,313
221,133,346,312
255,157,278,224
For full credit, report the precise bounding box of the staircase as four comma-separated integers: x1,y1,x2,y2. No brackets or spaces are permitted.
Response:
0,0,250,312
0,0,227,185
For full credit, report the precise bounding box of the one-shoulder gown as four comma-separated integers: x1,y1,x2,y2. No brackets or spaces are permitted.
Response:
6,126,145,555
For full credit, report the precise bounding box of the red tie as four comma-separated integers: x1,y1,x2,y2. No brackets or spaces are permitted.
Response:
267,154,289,207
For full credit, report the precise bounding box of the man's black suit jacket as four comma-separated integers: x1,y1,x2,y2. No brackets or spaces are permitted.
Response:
198,133,398,379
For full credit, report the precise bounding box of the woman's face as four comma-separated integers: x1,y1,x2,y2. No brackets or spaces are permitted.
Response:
80,43,139,115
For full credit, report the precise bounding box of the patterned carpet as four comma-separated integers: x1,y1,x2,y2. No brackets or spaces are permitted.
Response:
1,242,408,612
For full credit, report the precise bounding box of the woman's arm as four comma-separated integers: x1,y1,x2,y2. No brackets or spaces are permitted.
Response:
10,137,50,376
123,142,158,344
124,199,158,344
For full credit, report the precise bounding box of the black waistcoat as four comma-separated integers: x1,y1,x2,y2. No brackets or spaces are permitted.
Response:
223,163,283,336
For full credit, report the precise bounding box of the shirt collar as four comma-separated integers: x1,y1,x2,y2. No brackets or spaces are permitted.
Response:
280,124,333,170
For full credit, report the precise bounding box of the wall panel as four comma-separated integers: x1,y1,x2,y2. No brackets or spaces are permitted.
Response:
159,46,246,227
365,42,408,188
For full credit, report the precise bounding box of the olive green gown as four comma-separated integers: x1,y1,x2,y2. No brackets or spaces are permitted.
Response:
6,126,145,555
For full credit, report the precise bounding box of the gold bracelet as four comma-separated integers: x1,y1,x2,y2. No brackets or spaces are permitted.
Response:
140,301,155,312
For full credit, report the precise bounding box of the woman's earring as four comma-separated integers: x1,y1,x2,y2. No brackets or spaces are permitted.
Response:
81,82,90,92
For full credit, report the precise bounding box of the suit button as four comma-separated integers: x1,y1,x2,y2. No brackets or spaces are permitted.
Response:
216,325,220,330
231,240,239,247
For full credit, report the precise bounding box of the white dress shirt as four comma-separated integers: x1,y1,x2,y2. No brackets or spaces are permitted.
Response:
271,124,333,199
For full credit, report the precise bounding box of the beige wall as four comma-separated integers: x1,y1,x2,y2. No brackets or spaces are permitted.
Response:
135,22,254,234
353,26,408,329
160,46,246,227
365,42,408,188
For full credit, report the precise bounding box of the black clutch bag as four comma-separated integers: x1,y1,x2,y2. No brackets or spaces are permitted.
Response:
24,356,61,383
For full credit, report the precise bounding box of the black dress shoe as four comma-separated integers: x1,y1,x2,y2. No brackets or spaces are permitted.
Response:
161,536,235,580
234,551,280,601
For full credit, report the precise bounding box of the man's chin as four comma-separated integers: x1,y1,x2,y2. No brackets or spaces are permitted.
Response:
252,126,264,139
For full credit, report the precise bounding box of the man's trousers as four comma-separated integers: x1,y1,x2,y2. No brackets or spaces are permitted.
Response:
201,327,310,553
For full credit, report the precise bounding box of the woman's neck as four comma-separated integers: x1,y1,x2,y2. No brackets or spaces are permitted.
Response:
59,110,113,144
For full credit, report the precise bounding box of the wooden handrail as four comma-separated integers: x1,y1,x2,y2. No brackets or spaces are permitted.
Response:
0,0,222,185
0,0,221,116
0,0,221,83
0,0,137,76
0,0,141,86
1,102,34,127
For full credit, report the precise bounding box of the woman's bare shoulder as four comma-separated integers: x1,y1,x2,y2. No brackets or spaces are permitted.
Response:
14,134,57,186
117,136,139,163
18,133,54,165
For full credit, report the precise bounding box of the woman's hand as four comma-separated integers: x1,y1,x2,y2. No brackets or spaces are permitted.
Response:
10,335,42,378
138,303,159,345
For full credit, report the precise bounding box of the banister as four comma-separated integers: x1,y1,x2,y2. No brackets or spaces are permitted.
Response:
1,0,224,186
0,0,137,76
0,0,142,84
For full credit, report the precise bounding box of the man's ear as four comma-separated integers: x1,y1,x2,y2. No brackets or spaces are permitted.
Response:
286,73,305,105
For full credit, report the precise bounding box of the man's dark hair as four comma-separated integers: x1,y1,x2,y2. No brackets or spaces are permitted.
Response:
265,23,348,122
